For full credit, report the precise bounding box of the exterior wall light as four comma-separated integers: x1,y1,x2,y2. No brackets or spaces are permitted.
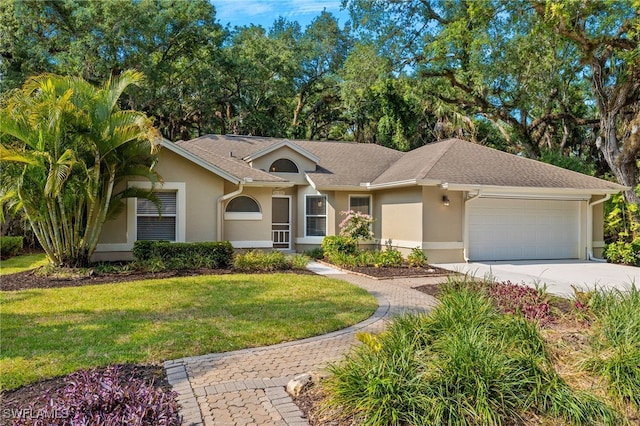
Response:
442,195,450,206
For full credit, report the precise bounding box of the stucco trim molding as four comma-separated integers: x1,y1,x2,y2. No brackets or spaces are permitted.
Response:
422,242,464,250
230,240,274,249
295,237,325,245
224,212,263,221
382,240,464,250
95,243,132,252
381,239,422,249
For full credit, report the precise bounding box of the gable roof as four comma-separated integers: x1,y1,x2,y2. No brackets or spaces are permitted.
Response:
372,138,626,193
175,134,403,189
243,139,320,164
169,137,289,185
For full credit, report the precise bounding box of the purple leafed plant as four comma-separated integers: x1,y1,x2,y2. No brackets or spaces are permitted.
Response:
482,281,552,324
13,366,181,426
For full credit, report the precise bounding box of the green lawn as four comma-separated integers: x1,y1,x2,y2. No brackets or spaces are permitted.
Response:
0,253,48,275
0,274,376,390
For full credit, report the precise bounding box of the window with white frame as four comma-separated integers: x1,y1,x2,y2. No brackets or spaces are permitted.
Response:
349,195,371,215
269,158,299,173
224,195,263,220
305,195,327,237
136,192,177,241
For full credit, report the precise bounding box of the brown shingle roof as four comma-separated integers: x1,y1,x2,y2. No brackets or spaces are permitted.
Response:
173,135,625,192
176,135,403,187
176,136,287,183
373,139,625,191
295,140,403,187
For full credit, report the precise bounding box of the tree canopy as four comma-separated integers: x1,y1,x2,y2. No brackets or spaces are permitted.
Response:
1,0,638,199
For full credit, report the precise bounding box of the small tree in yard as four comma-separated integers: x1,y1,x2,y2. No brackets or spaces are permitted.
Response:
339,210,374,241
0,70,161,267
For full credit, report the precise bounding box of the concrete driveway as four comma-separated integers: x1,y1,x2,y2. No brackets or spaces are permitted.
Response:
435,260,640,297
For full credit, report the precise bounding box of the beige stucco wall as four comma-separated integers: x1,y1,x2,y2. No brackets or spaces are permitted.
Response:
249,146,317,185
158,150,224,242
376,187,423,249
422,187,465,263
423,187,463,241
591,195,606,257
223,183,274,246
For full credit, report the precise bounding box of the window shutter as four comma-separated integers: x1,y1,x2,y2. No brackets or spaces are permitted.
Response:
136,192,177,241
137,192,177,215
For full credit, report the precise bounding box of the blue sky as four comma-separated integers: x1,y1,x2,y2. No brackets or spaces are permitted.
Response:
211,0,350,29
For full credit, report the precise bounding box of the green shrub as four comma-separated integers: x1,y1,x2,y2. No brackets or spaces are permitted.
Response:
374,247,403,268
326,285,619,425
605,239,640,266
355,250,377,267
132,241,234,269
303,247,325,260
233,250,290,271
325,252,357,267
321,236,357,257
0,236,23,258
131,240,156,261
407,247,428,268
288,253,310,269
325,250,378,267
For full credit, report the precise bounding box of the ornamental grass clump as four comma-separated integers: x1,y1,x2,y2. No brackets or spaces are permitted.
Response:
233,250,289,271
581,285,640,413
232,250,309,271
13,365,181,426
326,285,618,426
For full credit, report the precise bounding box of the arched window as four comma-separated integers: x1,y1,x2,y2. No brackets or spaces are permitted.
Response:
269,158,299,173
224,196,262,220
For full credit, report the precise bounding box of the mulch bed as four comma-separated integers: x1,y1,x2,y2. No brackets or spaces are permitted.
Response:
0,364,170,426
1,267,315,292
318,261,453,280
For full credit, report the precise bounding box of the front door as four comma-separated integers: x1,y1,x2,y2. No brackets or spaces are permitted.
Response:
272,196,291,250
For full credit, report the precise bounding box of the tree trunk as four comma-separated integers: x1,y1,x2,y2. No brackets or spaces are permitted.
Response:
598,112,640,208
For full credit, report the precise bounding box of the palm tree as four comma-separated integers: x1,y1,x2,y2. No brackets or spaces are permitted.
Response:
1,70,161,267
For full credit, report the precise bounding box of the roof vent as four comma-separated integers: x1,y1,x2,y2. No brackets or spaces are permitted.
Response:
229,151,233,158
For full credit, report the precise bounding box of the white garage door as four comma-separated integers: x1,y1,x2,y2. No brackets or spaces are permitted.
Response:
468,198,580,261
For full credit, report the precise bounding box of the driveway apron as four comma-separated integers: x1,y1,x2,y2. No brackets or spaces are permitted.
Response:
164,263,441,426
436,260,640,297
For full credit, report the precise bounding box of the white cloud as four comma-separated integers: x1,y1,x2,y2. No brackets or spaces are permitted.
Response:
211,0,347,28
213,0,275,20
288,0,342,14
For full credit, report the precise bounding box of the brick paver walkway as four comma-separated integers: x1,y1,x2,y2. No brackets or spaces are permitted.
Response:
165,263,443,426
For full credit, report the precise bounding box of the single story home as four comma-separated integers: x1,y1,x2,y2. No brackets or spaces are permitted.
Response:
95,135,627,263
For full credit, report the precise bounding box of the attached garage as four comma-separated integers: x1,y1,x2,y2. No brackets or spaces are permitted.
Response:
468,197,581,261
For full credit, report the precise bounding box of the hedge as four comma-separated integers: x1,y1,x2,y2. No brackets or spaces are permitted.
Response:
0,236,23,258
132,240,234,269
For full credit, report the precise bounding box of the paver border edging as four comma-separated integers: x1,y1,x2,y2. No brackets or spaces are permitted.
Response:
164,279,391,426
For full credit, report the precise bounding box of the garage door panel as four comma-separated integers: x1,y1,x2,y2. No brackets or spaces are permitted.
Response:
469,198,580,261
